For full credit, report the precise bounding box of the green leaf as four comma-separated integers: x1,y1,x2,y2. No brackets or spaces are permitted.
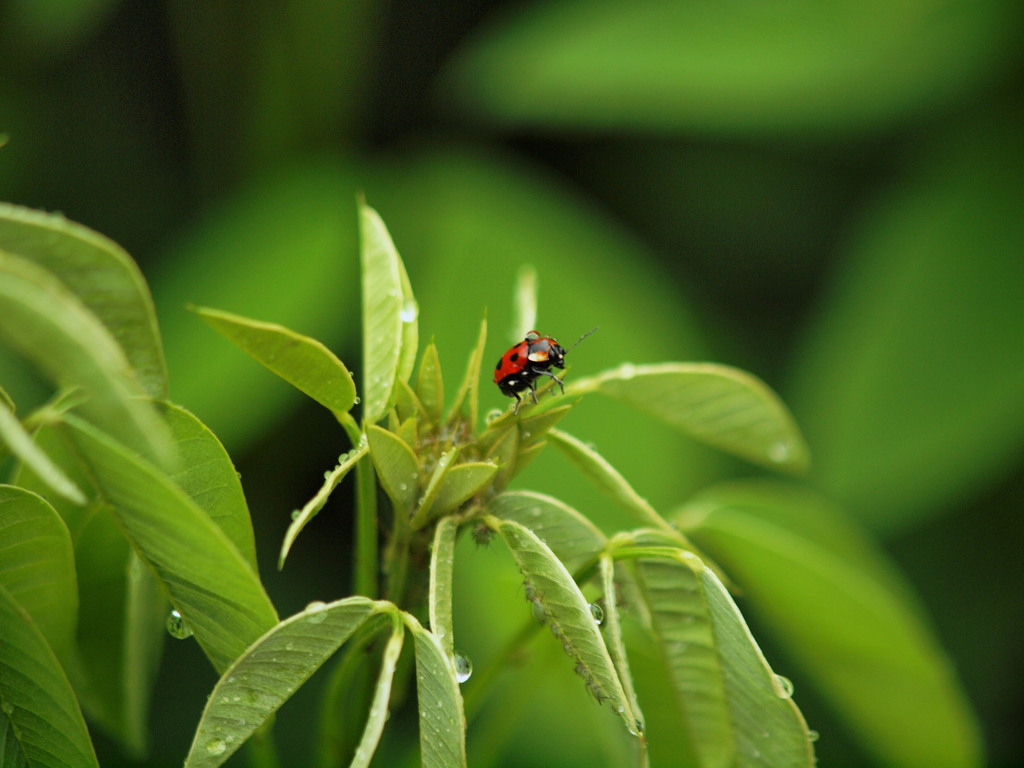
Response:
484,423,518,492
516,403,573,448
549,428,669,531
409,446,460,530
0,487,77,658
599,555,646,743
278,440,369,569
0,584,99,768
350,616,404,768
395,256,420,388
0,400,85,504
159,402,258,570
194,306,357,416
152,160,359,448
184,597,379,768
446,315,487,429
486,490,606,573
681,485,982,767
366,424,420,513
416,343,445,425
431,461,498,518
429,516,459,660
632,549,815,768
0,203,168,398
120,553,166,758
0,251,173,467
64,416,278,673
572,363,809,472
360,203,404,425
409,618,468,768
790,121,1024,531
494,516,639,736
443,0,1015,136
13,421,158,757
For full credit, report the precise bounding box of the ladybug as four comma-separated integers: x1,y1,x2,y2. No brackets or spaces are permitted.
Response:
494,328,596,413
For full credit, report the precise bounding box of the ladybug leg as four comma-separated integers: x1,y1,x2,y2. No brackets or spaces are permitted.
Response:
535,369,565,395
511,391,522,415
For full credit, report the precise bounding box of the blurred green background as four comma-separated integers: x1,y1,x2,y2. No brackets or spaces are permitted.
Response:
1,1,1022,766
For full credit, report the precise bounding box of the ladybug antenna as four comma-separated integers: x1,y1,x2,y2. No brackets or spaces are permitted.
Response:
567,326,598,353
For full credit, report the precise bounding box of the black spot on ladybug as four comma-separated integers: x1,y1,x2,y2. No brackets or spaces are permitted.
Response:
509,352,519,362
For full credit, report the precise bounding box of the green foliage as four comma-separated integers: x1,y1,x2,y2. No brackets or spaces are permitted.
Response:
4,2,1020,763
0,201,987,767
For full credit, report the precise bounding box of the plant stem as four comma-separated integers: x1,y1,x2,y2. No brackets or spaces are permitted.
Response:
340,412,378,598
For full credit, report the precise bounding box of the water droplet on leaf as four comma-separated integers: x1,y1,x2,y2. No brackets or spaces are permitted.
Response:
769,442,791,463
166,609,193,639
589,603,604,625
772,673,794,699
400,299,419,323
305,601,329,623
453,650,473,683
808,729,820,742
206,738,227,756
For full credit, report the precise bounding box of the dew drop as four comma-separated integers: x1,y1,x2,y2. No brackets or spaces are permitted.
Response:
323,470,333,480
166,609,193,640
400,299,419,323
485,409,503,424
808,729,820,743
1,699,13,715
769,442,791,463
305,601,329,623
399,482,408,491
290,509,301,521
206,738,227,756
353,396,361,405
589,603,604,625
616,363,637,379
453,651,473,683
772,673,794,699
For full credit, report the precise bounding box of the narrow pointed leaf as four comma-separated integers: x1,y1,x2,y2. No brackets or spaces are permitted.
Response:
395,257,419,386
600,555,645,739
485,424,519,492
120,553,166,758
517,403,573,448
416,343,444,424
366,424,419,513
360,204,404,424
0,585,99,768
0,487,77,658
410,619,468,768
682,486,981,767
549,428,668,531
447,315,487,429
0,251,172,466
410,446,460,530
572,363,809,472
0,203,167,398
279,441,369,568
350,618,404,768
184,597,379,768
429,517,459,659
64,416,278,673
159,402,258,569
0,401,85,504
634,549,814,768
432,461,497,518
195,306,356,415
486,490,606,573
494,517,638,735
